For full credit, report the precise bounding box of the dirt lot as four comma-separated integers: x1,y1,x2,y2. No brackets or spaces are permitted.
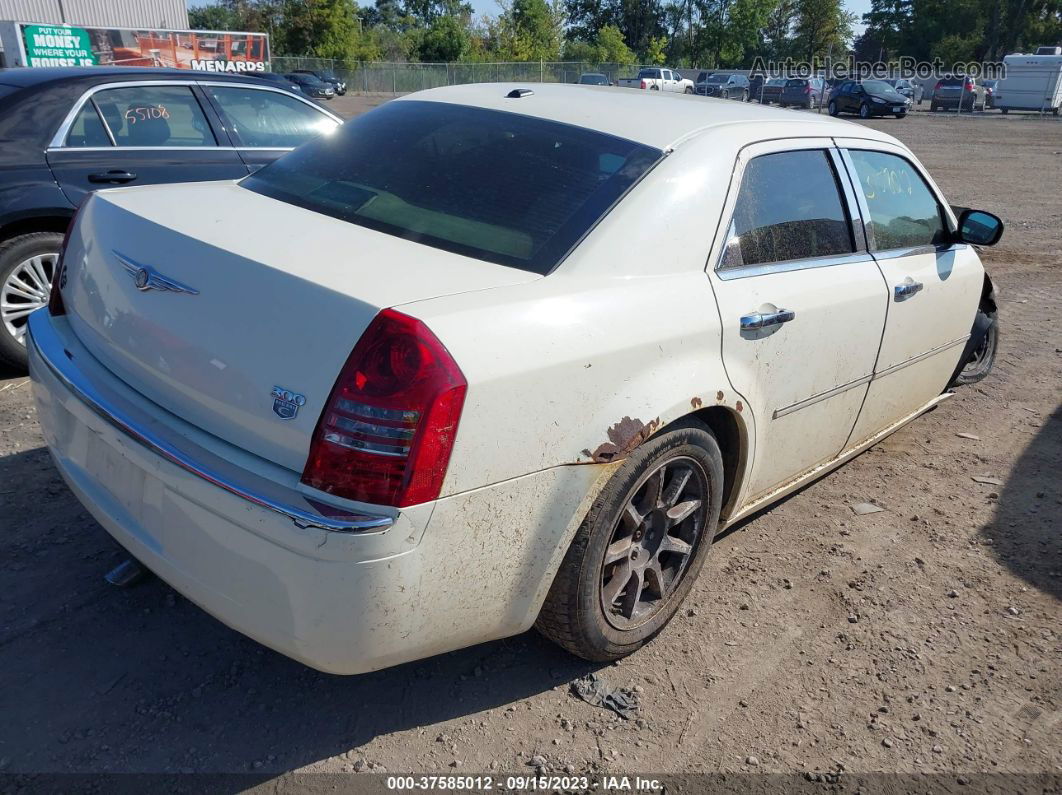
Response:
0,106,1059,787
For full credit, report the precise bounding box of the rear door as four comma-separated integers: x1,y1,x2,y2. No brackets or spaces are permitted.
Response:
836,141,984,446
47,81,246,206
199,83,340,173
707,140,889,501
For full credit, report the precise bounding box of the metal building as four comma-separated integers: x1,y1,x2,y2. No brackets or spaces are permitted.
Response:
0,0,188,28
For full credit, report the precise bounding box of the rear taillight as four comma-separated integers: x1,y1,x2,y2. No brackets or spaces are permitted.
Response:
804,84,811,94
301,309,467,508
47,203,83,317
965,79,974,89
640,80,647,89
934,81,943,90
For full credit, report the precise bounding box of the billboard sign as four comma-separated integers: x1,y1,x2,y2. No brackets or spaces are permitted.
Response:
12,22,269,71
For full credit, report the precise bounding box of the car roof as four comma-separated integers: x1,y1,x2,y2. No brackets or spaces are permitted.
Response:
401,83,899,151
0,66,270,89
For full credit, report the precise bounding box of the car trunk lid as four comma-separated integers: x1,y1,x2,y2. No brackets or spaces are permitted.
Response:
60,182,538,473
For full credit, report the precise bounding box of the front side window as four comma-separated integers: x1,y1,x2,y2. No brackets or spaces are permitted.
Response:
847,150,946,250
206,86,338,148
720,149,854,269
89,85,215,147
242,101,661,274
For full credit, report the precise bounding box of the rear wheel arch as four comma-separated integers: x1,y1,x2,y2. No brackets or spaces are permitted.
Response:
0,213,73,244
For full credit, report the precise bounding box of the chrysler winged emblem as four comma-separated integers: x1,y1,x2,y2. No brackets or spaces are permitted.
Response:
114,251,199,295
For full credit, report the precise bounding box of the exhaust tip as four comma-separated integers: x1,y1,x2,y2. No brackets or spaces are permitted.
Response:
105,558,148,587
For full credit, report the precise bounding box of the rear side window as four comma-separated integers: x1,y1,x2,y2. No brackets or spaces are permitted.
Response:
90,85,216,147
847,150,946,250
205,86,337,148
720,150,854,269
65,102,111,147
242,101,661,274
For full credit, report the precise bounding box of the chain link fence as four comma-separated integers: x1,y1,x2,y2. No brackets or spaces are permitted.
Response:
271,58,640,93
269,56,1062,117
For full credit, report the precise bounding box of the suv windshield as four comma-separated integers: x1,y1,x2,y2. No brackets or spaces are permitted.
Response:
242,101,662,274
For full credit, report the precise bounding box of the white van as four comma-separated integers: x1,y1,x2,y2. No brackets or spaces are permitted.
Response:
996,53,1062,114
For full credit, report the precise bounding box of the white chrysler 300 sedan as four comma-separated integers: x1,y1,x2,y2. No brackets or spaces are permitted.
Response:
27,84,1002,674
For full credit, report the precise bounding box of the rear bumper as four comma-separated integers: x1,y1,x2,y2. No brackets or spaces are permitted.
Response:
28,310,608,674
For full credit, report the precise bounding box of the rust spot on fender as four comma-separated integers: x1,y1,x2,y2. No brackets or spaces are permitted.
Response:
736,400,744,412
716,391,725,401
587,416,660,463
691,396,703,409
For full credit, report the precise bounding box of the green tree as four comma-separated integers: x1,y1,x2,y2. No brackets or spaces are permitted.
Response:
418,15,470,59
645,33,668,62
793,0,855,61
494,0,564,59
595,23,637,62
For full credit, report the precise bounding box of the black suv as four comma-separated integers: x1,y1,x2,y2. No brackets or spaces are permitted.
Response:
293,69,347,96
0,67,340,368
695,73,750,100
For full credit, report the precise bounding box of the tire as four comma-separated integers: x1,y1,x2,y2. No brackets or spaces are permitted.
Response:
741,89,749,102
930,101,939,112
896,112,907,118
650,85,660,91
1001,107,1008,115
952,308,998,386
721,90,729,100
859,102,871,119
0,231,63,371
684,86,693,94
536,422,724,662
828,100,839,116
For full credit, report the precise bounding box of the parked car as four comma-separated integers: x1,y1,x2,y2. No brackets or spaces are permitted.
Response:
828,79,911,118
577,73,611,86
253,71,305,94
0,66,341,369
758,76,787,104
617,67,694,93
293,69,347,96
930,75,986,111
779,77,829,109
285,72,335,100
695,72,750,100
28,85,1001,674
884,77,924,105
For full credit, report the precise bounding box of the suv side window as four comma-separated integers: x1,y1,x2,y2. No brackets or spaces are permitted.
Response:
847,150,946,250
89,85,216,147
720,149,854,268
205,86,338,148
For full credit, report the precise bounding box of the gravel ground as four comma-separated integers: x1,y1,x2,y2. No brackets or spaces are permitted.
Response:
0,105,1059,787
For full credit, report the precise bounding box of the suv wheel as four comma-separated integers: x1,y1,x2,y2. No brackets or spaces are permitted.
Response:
0,232,63,370
537,422,724,661
828,99,839,116
859,102,871,119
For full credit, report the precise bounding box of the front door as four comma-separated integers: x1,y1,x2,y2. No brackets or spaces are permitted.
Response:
837,142,984,445
707,141,889,501
47,83,246,207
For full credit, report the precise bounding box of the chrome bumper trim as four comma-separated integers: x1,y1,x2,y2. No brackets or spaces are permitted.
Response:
26,310,393,534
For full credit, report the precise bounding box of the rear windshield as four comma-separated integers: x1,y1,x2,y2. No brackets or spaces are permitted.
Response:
785,79,806,87
242,100,662,274
940,77,968,86
637,69,661,78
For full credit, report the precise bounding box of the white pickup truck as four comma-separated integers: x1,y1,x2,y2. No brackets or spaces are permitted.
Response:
618,67,694,93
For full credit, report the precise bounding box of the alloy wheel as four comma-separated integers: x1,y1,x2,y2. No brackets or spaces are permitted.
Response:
2,252,56,346
599,456,708,630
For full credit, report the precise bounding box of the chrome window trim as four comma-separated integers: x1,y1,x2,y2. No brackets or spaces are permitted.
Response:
50,79,341,150
47,145,297,153
872,243,968,261
716,251,875,281
714,145,865,278
26,311,392,535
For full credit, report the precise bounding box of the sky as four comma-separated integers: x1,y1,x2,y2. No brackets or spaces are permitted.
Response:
187,0,871,35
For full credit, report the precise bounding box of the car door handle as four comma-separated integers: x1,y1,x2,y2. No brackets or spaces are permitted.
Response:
740,309,796,330
88,170,137,184
894,280,924,300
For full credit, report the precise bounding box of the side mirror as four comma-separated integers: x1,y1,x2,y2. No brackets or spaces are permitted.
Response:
956,208,1004,246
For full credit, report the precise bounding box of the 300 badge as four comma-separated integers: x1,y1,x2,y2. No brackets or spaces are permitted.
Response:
271,386,307,420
